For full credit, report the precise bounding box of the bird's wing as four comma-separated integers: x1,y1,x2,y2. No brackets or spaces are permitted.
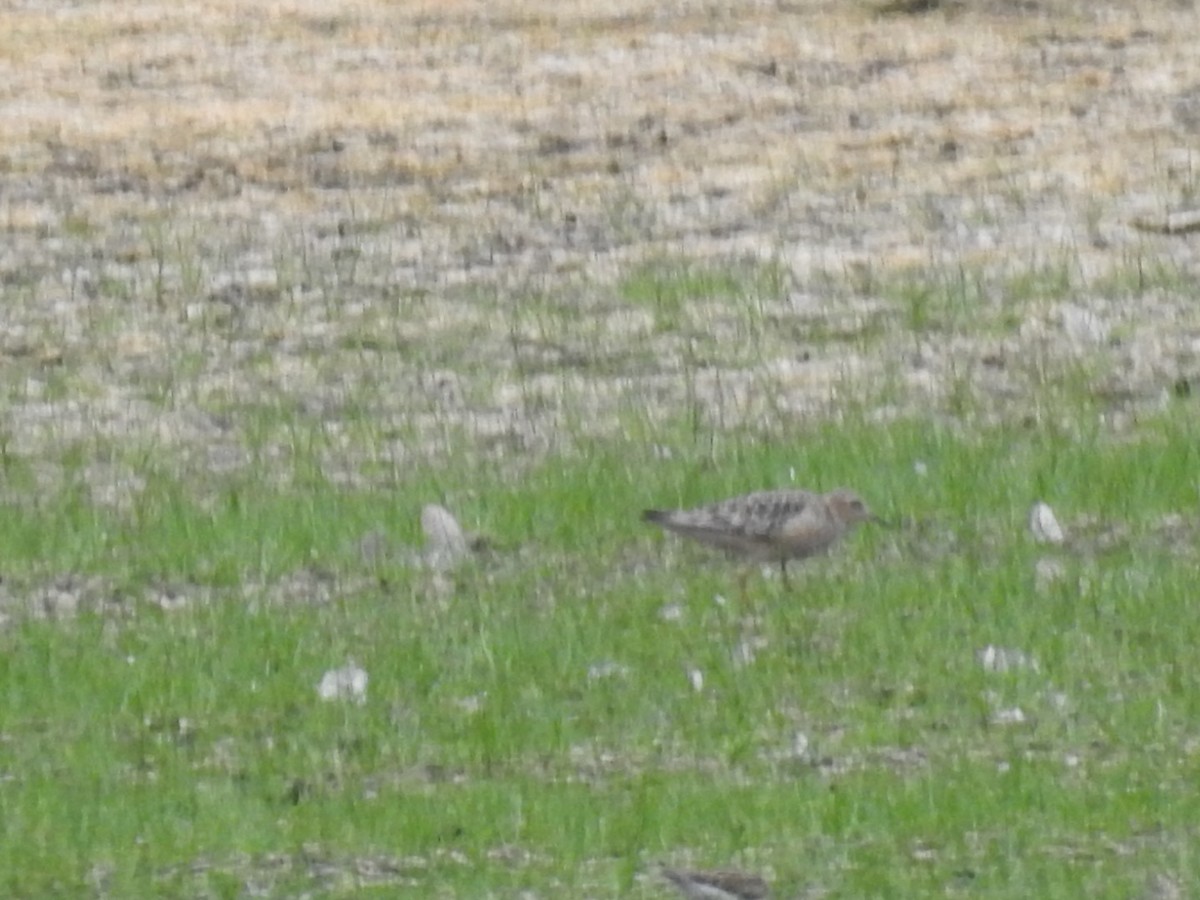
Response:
711,490,818,540
660,867,770,899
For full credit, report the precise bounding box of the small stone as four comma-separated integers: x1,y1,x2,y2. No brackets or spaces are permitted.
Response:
587,661,629,682
1029,502,1065,545
791,731,810,758
731,636,768,668
421,504,469,570
978,645,1039,673
317,662,368,705
659,603,685,622
454,693,486,714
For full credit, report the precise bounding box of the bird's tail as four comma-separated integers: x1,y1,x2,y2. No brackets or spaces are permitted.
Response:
642,509,670,524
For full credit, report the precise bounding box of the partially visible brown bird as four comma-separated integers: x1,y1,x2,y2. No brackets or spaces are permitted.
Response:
643,486,881,586
659,866,770,900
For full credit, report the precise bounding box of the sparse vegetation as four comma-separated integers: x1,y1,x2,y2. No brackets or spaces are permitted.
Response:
2,0,1200,896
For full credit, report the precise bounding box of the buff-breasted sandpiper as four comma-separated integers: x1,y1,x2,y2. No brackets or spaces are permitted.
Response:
659,866,770,900
643,486,881,586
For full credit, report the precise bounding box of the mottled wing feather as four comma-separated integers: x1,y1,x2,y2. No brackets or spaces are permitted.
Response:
650,490,825,558
755,491,819,538
706,490,817,539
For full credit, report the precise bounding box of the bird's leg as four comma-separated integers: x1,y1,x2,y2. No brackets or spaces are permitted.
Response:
779,560,790,590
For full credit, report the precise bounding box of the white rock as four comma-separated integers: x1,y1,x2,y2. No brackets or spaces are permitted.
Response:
1029,501,1066,545
421,503,469,570
317,662,368,705
659,603,684,622
978,645,1039,673
791,731,810,758
732,636,769,668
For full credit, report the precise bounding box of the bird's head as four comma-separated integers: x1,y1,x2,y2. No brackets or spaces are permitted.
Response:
827,488,888,527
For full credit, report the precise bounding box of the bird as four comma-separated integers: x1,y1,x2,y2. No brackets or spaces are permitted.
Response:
659,866,770,900
642,486,881,587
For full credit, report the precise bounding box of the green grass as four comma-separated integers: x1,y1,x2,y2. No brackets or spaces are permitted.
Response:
1,405,1199,896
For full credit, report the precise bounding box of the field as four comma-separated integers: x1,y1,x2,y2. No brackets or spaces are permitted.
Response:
2,0,1200,896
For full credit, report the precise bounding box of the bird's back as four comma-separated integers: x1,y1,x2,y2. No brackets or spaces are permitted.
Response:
659,867,770,900
643,489,834,561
